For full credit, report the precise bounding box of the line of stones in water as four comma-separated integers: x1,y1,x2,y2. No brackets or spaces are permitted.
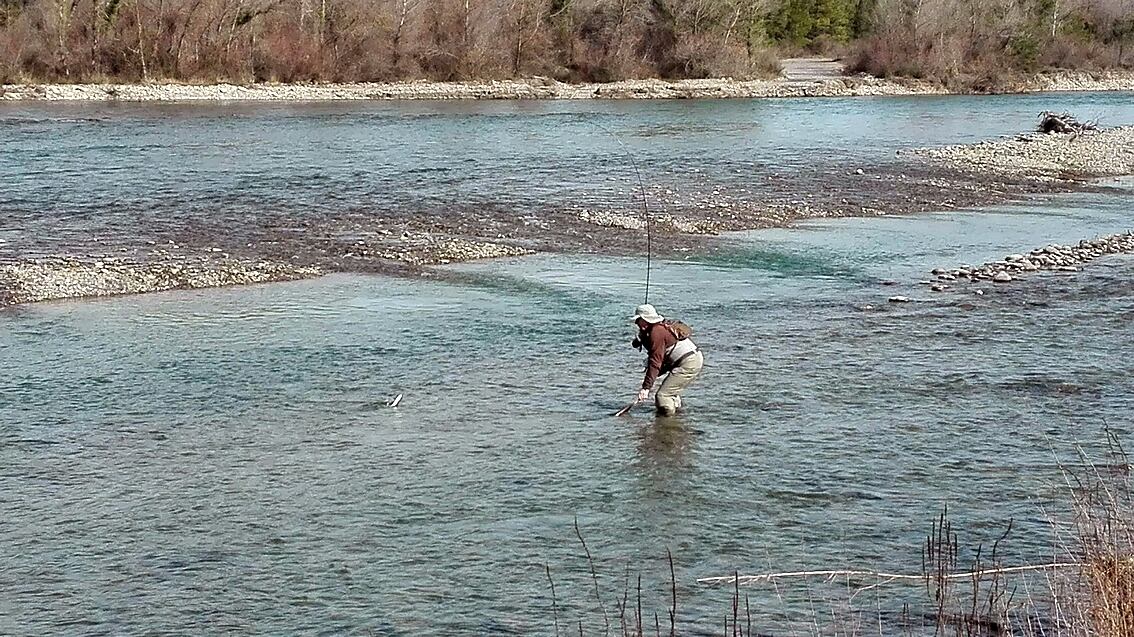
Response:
929,232,1134,287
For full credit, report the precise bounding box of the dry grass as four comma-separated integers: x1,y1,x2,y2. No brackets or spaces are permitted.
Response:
1067,431,1134,637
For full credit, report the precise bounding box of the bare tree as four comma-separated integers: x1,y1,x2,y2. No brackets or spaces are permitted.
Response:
391,0,417,71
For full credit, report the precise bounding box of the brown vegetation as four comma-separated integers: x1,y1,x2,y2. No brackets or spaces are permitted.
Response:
1069,433,1134,637
0,0,784,83
848,0,1134,91
0,0,1129,85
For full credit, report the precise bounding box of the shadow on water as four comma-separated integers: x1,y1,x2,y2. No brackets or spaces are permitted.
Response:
685,245,866,280
635,419,701,474
438,269,616,310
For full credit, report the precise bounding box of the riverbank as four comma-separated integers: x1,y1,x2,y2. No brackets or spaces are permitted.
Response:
0,256,322,305
909,126,1134,182
0,76,944,101
3,69,1134,101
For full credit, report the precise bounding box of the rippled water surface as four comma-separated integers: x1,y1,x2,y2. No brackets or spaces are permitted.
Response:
3,92,1134,256
2,95,1134,635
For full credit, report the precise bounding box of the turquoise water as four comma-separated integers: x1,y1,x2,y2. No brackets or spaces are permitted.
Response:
2,95,1134,635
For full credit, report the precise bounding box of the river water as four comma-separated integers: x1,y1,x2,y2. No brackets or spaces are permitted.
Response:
3,92,1134,258
2,94,1134,636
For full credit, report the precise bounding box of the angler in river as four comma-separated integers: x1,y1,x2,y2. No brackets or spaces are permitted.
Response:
630,304,704,417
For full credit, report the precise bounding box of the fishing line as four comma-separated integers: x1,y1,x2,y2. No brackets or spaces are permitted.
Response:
589,119,656,305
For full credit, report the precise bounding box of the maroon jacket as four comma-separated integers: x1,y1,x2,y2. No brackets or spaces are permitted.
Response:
639,322,678,390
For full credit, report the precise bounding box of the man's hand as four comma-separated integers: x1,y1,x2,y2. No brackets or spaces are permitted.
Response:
637,389,650,403
631,337,642,350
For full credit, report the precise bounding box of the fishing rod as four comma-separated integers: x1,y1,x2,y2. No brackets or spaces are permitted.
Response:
590,120,661,417
590,120,654,305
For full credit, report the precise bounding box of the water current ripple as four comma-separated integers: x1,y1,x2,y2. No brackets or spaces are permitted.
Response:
2,97,1134,635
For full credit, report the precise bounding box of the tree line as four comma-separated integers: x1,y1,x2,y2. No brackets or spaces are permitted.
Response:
0,0,1130,85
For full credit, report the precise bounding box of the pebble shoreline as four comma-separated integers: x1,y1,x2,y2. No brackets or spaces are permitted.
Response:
341,235,534,265
911,127,1134,292
0,257,322,305
0,238,534,306
3,70,1133,101
910,127,1134,181
0,77,943,101
578,209,720,235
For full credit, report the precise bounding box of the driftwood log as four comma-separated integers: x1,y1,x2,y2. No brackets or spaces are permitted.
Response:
1038,111,1098,135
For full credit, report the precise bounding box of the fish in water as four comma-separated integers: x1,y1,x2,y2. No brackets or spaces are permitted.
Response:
386,394,403,408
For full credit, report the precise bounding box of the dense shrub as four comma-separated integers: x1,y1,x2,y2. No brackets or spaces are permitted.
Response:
0,0,1127,84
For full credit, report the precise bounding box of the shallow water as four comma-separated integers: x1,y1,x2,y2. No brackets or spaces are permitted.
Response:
3,92,1134,259
3,96,1134,635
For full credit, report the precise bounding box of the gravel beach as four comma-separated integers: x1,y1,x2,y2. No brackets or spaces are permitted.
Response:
0,77,945,101
3,70,1133,102
909,126,1134,181
0,257,322,305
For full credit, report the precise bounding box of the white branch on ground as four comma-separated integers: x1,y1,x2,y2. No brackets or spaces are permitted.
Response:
696,563,1082,586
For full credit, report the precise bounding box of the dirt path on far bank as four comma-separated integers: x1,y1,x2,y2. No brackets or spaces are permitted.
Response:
780,58,847,82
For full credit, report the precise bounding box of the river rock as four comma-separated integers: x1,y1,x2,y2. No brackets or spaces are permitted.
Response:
910,126,1134,181
0,75,953,102
929,231,1134,286
0,257,323,305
